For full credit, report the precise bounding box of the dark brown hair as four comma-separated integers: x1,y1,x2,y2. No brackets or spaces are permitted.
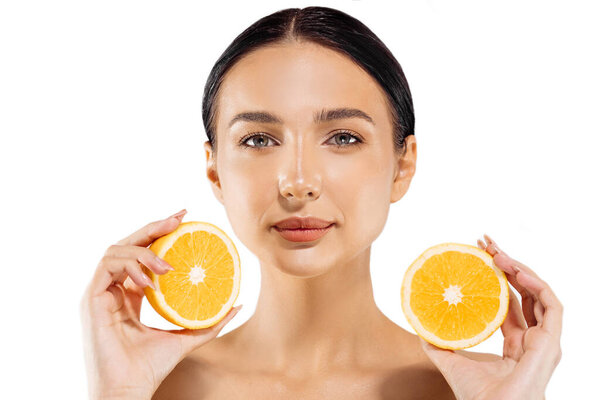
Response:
202,6,414,156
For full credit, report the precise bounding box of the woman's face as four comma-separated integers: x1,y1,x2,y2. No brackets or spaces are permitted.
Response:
204,41,416,277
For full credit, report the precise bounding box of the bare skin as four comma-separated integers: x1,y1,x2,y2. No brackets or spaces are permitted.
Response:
153,41,499,399
79,37,561,399
80,210,243,400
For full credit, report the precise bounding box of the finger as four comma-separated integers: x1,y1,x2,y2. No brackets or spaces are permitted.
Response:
485,237,545,329
90,255,157,297
479,235,518,276
116,209,187,247
204,305,243,338
123,276,145,320
491,247,540,327
118,276,144,322
477,233,517,275
481,234,517,275
477,238,486,250
106,283,125,314
501,286,528,336
482,233,501,256
515,270,563,335
533,297,545,325
123,275,145,297
500,286,528,358
479,235,539,327
483,234,541,280
418,337,473,378
495,252,543,283
500,272,537,328
158,305,244,353
105,244,175,275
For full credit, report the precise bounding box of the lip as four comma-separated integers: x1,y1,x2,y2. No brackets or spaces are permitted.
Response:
273,216,335,242
273,216,334,229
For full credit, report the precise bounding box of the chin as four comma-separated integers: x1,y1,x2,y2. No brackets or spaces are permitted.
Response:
267,250,339,278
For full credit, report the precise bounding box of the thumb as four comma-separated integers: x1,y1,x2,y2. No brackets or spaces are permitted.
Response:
419,337,463,374
173,305,243,353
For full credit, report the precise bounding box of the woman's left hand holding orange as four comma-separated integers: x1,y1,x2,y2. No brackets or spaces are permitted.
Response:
420,234,563,400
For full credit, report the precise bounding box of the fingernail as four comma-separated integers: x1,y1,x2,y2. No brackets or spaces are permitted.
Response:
156,256,175,271
513,265,521,273
167,209,187,220
142,274,156,290
235,304,243,312
493,244,502,254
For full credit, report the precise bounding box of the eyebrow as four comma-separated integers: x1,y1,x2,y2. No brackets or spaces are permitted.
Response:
228,107,375,128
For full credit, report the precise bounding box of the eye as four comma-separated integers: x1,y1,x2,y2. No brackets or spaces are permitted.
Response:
326,130,363,148
239,130,363,151
239,133,277,150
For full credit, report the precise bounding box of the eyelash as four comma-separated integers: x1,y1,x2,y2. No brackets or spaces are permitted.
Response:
239,130,363,151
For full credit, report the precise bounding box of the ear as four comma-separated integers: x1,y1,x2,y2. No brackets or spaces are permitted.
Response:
390,135,417,203
204,141,224,205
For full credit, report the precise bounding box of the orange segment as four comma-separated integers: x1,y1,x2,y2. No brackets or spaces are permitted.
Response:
401,243,509,349
142,221,241,329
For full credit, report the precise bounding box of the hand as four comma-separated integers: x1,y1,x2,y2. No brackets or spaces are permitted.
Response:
80,209,242,400
420,234,563,400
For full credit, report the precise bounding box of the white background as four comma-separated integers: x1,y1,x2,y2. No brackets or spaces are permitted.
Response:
1,0,598,398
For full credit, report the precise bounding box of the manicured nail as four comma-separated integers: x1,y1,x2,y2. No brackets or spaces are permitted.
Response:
156,256,175,271
513,265,521,273
167,209,187,220
142,273,156,290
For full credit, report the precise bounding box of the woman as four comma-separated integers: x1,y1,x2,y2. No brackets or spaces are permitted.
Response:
80,7,562,399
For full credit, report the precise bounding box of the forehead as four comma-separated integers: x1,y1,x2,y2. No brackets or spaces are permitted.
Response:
216,41,391,128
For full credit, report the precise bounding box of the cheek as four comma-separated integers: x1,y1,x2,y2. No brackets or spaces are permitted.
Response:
352,181,391,238
332,156,393,245
218,158,273,241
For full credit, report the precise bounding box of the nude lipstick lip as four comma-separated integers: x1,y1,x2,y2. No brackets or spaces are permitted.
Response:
273,216,335,242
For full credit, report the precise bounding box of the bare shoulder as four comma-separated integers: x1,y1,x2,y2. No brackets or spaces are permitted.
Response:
378,360,456,399
152,336,226,400
380,328,500,399
152,324,500,400
151,355,207,400
378,332,456,399
389,334,502,399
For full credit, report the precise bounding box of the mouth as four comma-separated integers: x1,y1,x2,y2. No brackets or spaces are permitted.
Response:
273,223,335,242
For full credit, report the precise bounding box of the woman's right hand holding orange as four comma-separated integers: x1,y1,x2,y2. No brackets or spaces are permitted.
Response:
80,210,242,400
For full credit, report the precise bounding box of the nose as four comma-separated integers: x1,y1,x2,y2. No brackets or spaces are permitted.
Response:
278,138,321,201
280,178,320,201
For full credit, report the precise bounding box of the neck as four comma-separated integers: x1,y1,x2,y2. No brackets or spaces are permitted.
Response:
238,246,394,377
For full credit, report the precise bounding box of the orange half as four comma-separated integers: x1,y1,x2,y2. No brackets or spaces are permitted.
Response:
142,221,241,329
401,243,509,350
